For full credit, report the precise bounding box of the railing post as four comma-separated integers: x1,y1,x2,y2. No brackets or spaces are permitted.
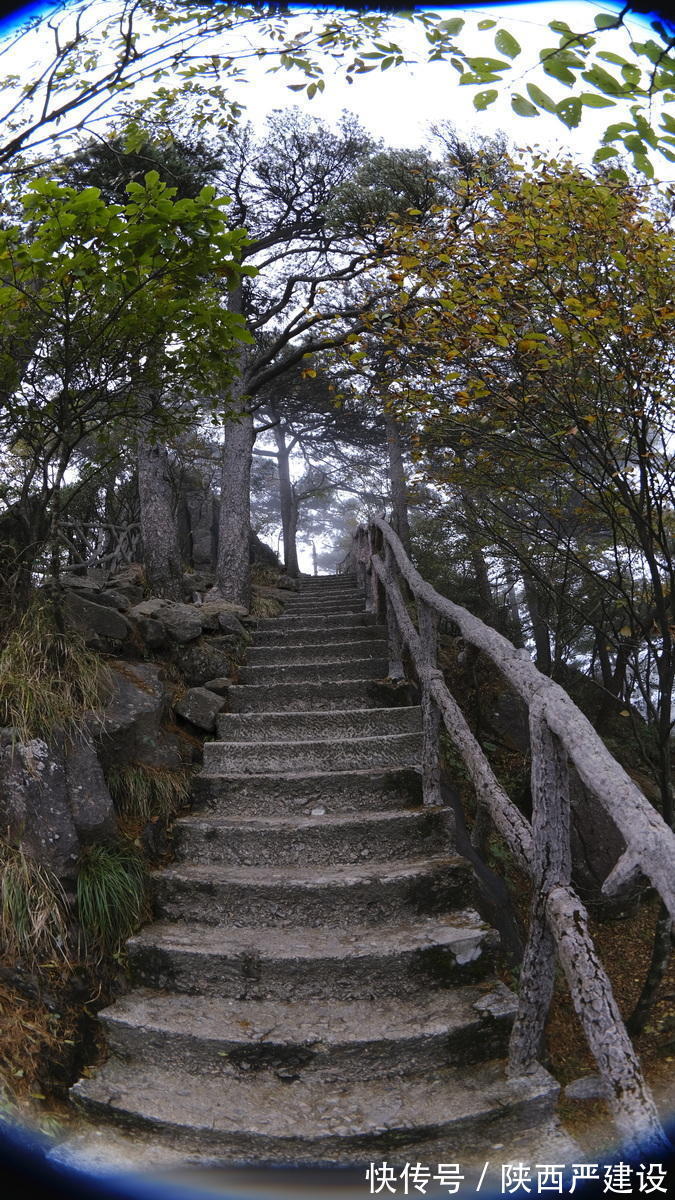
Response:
418,599,442,807
383,541,405,680
508,692,570,1076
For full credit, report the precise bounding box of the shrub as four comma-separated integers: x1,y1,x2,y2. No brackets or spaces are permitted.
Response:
76,844,148,958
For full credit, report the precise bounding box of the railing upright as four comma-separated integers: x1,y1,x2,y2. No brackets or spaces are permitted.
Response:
418,599,442,807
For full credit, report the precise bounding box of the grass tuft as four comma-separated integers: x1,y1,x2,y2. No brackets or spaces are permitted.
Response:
250,591,283,618
0,595,110,743
0,842,71,969
76,843,148,959
106,762,191,821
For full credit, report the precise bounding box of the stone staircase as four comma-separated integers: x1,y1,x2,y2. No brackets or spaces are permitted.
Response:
71,574,569,1168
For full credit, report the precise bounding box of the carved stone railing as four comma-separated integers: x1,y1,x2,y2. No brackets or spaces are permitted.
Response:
345,518,675,1151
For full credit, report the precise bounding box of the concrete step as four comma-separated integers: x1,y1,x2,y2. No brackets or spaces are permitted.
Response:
246,638,387,666
292,585,362,600
193,766,423,815
202,730,421,775
226,678,414,713
151,856,472,928
126,911,498,999
96,983,517,1083
298,575,357,588
237,658,390,685
71,1057,558,1164
255,612,377,631
172,808,450,866
215,706,422,743
253,623,386,647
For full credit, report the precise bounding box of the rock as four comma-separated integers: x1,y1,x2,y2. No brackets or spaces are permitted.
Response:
93,589,131,613
64,732,117,845
198,601,247,639
128,599,201,644
0,736,80,877
202,677,230,697
564,1075,608,1101
131,614,169,651
95,662,182,772
174,687,226,732
173,637,239,687
107,564,145,606
277,574,300,591
63,591,131,644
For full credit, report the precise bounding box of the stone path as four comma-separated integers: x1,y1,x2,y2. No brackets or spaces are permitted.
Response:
71,574,570,1167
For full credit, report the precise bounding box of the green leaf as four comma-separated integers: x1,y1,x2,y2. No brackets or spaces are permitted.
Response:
541,53,576,86
581,64,627,96
556,97,583,128
438,17,465,35
477,19,497,30
597,51,629,66
511,94,539,117
473,89,498,111
466,56,510,74
593,146,619,162
580,92,616,108
594,12,619,29
526,82,557,113
632,151,655,178
495,30,521,59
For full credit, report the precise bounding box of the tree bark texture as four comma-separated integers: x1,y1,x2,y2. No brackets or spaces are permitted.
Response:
137,437,183,600
384,411,411,552
215,396,254,609
271,417,300,578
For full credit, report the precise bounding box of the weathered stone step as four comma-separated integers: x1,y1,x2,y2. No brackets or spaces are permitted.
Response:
127,911,497,999
246,638,387,666
193,766,423,815
253,623,386,647
202,730,421,775
96,983,517,1083
238,658,389,685
226,678,412,713
152,856,472,928
173,808,445,867
291,586,362,601
71,1057,557,1164
282,598,365,614
256,611,377,631
215,706,422,743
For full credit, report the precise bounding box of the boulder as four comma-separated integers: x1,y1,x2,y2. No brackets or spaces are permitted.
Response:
128,599,201,644
63,591,131,645
131,613,169,651
0,733,80,877
95,662,182,772
64,732,117,845
197,600,248,640
91,589,131,613
202,677,230,697
173,636,238,687
106,564,145,606
174,687,226,732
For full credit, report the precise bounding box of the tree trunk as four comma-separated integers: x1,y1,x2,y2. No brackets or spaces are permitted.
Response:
137,437,183,600
384,410,411,552
214,288,254,609
522,570,552,674
271,412,299,578
215,389,254,608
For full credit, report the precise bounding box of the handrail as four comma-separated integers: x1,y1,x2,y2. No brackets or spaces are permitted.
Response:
347,518,673,1151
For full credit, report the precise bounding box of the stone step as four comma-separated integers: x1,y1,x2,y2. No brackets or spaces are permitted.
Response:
292,585,362,600
126,912,498,999
202,730,421,775
226,678,413,713
151,856,472,928
282,598,366,613
96,983,517,1083
215,706,422,743
193,766,423,815
298,575,357,588
253,623,386,647
172,808,449,866
246,638,387,666
71,1057,558,1164
237,658,390,685
255,612,377,631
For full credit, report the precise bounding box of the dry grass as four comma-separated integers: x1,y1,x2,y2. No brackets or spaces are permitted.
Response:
0,595,110,743
106,761,192,821
0,842,71,970
250,589,283,618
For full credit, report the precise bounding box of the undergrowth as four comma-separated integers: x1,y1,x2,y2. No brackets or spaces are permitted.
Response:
0,595,110,743
76,843,148,959
106,762,191,820
250,589,283,618
0,842,71,970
